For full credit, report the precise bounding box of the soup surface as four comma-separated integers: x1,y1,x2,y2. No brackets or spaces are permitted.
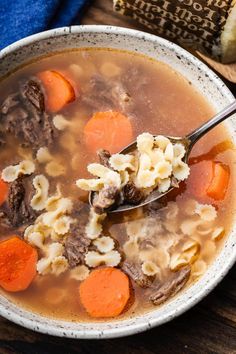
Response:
0,48,235,322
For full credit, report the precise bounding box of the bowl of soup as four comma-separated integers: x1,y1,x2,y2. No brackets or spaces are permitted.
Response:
0,25,235,338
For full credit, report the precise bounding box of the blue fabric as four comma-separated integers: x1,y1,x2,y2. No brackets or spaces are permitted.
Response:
0,0,89,50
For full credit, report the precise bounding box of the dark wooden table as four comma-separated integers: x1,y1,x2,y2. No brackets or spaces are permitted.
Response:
1,1,236,353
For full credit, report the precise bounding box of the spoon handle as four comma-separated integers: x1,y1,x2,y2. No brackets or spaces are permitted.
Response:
187,100,236,147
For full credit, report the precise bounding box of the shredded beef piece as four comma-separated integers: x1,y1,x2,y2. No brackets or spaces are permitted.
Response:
20,80,45,113
64,224,91,268
82,74,131,111
6,175,36,227
145,199,168,217
122,260,154,288
93,185,119,214
1,93,19,115
149,266,191,305
0,79,57,150
0,132,6,146
171,177,179,188
97,149,111,168
0,211,12,232
123,182,143,205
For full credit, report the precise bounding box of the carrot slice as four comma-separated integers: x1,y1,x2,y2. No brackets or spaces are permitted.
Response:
37,70,75,112
84,111,133,154
79,267,130,318
0,237,37,292
207,162,230,200
187,160,214,201
0,178,8,206
187,160,230,201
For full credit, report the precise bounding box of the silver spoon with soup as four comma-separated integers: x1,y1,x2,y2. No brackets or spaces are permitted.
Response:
87,100,236,213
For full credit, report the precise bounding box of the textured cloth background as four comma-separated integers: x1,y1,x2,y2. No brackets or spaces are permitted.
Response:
0,0,89,49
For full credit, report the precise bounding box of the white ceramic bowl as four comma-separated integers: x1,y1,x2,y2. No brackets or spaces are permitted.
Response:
0,25,235,339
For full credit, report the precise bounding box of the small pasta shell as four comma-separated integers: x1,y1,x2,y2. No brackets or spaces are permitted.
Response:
137,132,154,153
170,253,189,271
36,147,53,164
123,239,139,259
155,161,172,179
59,132,77,152
182,199,197,216
180,219,200,236
192,259,207,278
53,114,71,131
93,236,115,253
1,165,18,182
37,258,52,275
172,159,190,181
195,203,217,221
19,160,35,175
100,62,121,77
136,170,156,188
201,240,216,260
2,160,35,182
212,227,225,241
51,256,69,276
165,201,179,219
164,143,174,162
87,163,110,178
173,143,186,159
109,153,135,171
103,250,121,267
142,261,160,276
150,148,165,165
85,251,102,268
85,209,106,240
139,153,152,170
70,265,90,281
154,135,170,150
76,178,104,191
158,178,171,193
54,215,73,235
30,175,49,211
44,287,67,305
45,160,66,177
26,231,45,250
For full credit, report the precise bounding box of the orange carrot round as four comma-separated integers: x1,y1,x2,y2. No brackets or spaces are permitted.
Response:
0,178,8,206
0,237,38,292
187,160,230,202
207,162,230,200
84,111,133,154
37,70,75,112
79,267,130,318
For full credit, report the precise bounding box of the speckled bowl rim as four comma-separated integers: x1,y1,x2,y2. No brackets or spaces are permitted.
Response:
0,25,235,339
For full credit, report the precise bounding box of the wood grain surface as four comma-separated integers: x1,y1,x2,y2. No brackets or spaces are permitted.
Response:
1,1,236,353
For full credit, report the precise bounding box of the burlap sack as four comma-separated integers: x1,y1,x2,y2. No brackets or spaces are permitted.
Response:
114,0,236,64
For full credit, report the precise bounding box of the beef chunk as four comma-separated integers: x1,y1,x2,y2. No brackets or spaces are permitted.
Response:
122,260,154,288
149,266,191,305
82,74,131,111
0,211,13,232
1,93,19,114
6,175,36,227
0,132,6,146
20,80,45,113
171,177,179,188
93,185,119,214
0,79,57,150
97,149,111,168
64,224,91,268
123,182,143,205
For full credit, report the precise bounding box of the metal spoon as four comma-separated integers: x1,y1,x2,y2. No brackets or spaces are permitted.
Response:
90,100,236,213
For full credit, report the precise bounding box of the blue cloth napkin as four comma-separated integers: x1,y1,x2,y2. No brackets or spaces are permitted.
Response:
0,0,89,50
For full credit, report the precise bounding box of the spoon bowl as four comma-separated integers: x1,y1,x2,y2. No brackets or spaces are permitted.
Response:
90,99,236,213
